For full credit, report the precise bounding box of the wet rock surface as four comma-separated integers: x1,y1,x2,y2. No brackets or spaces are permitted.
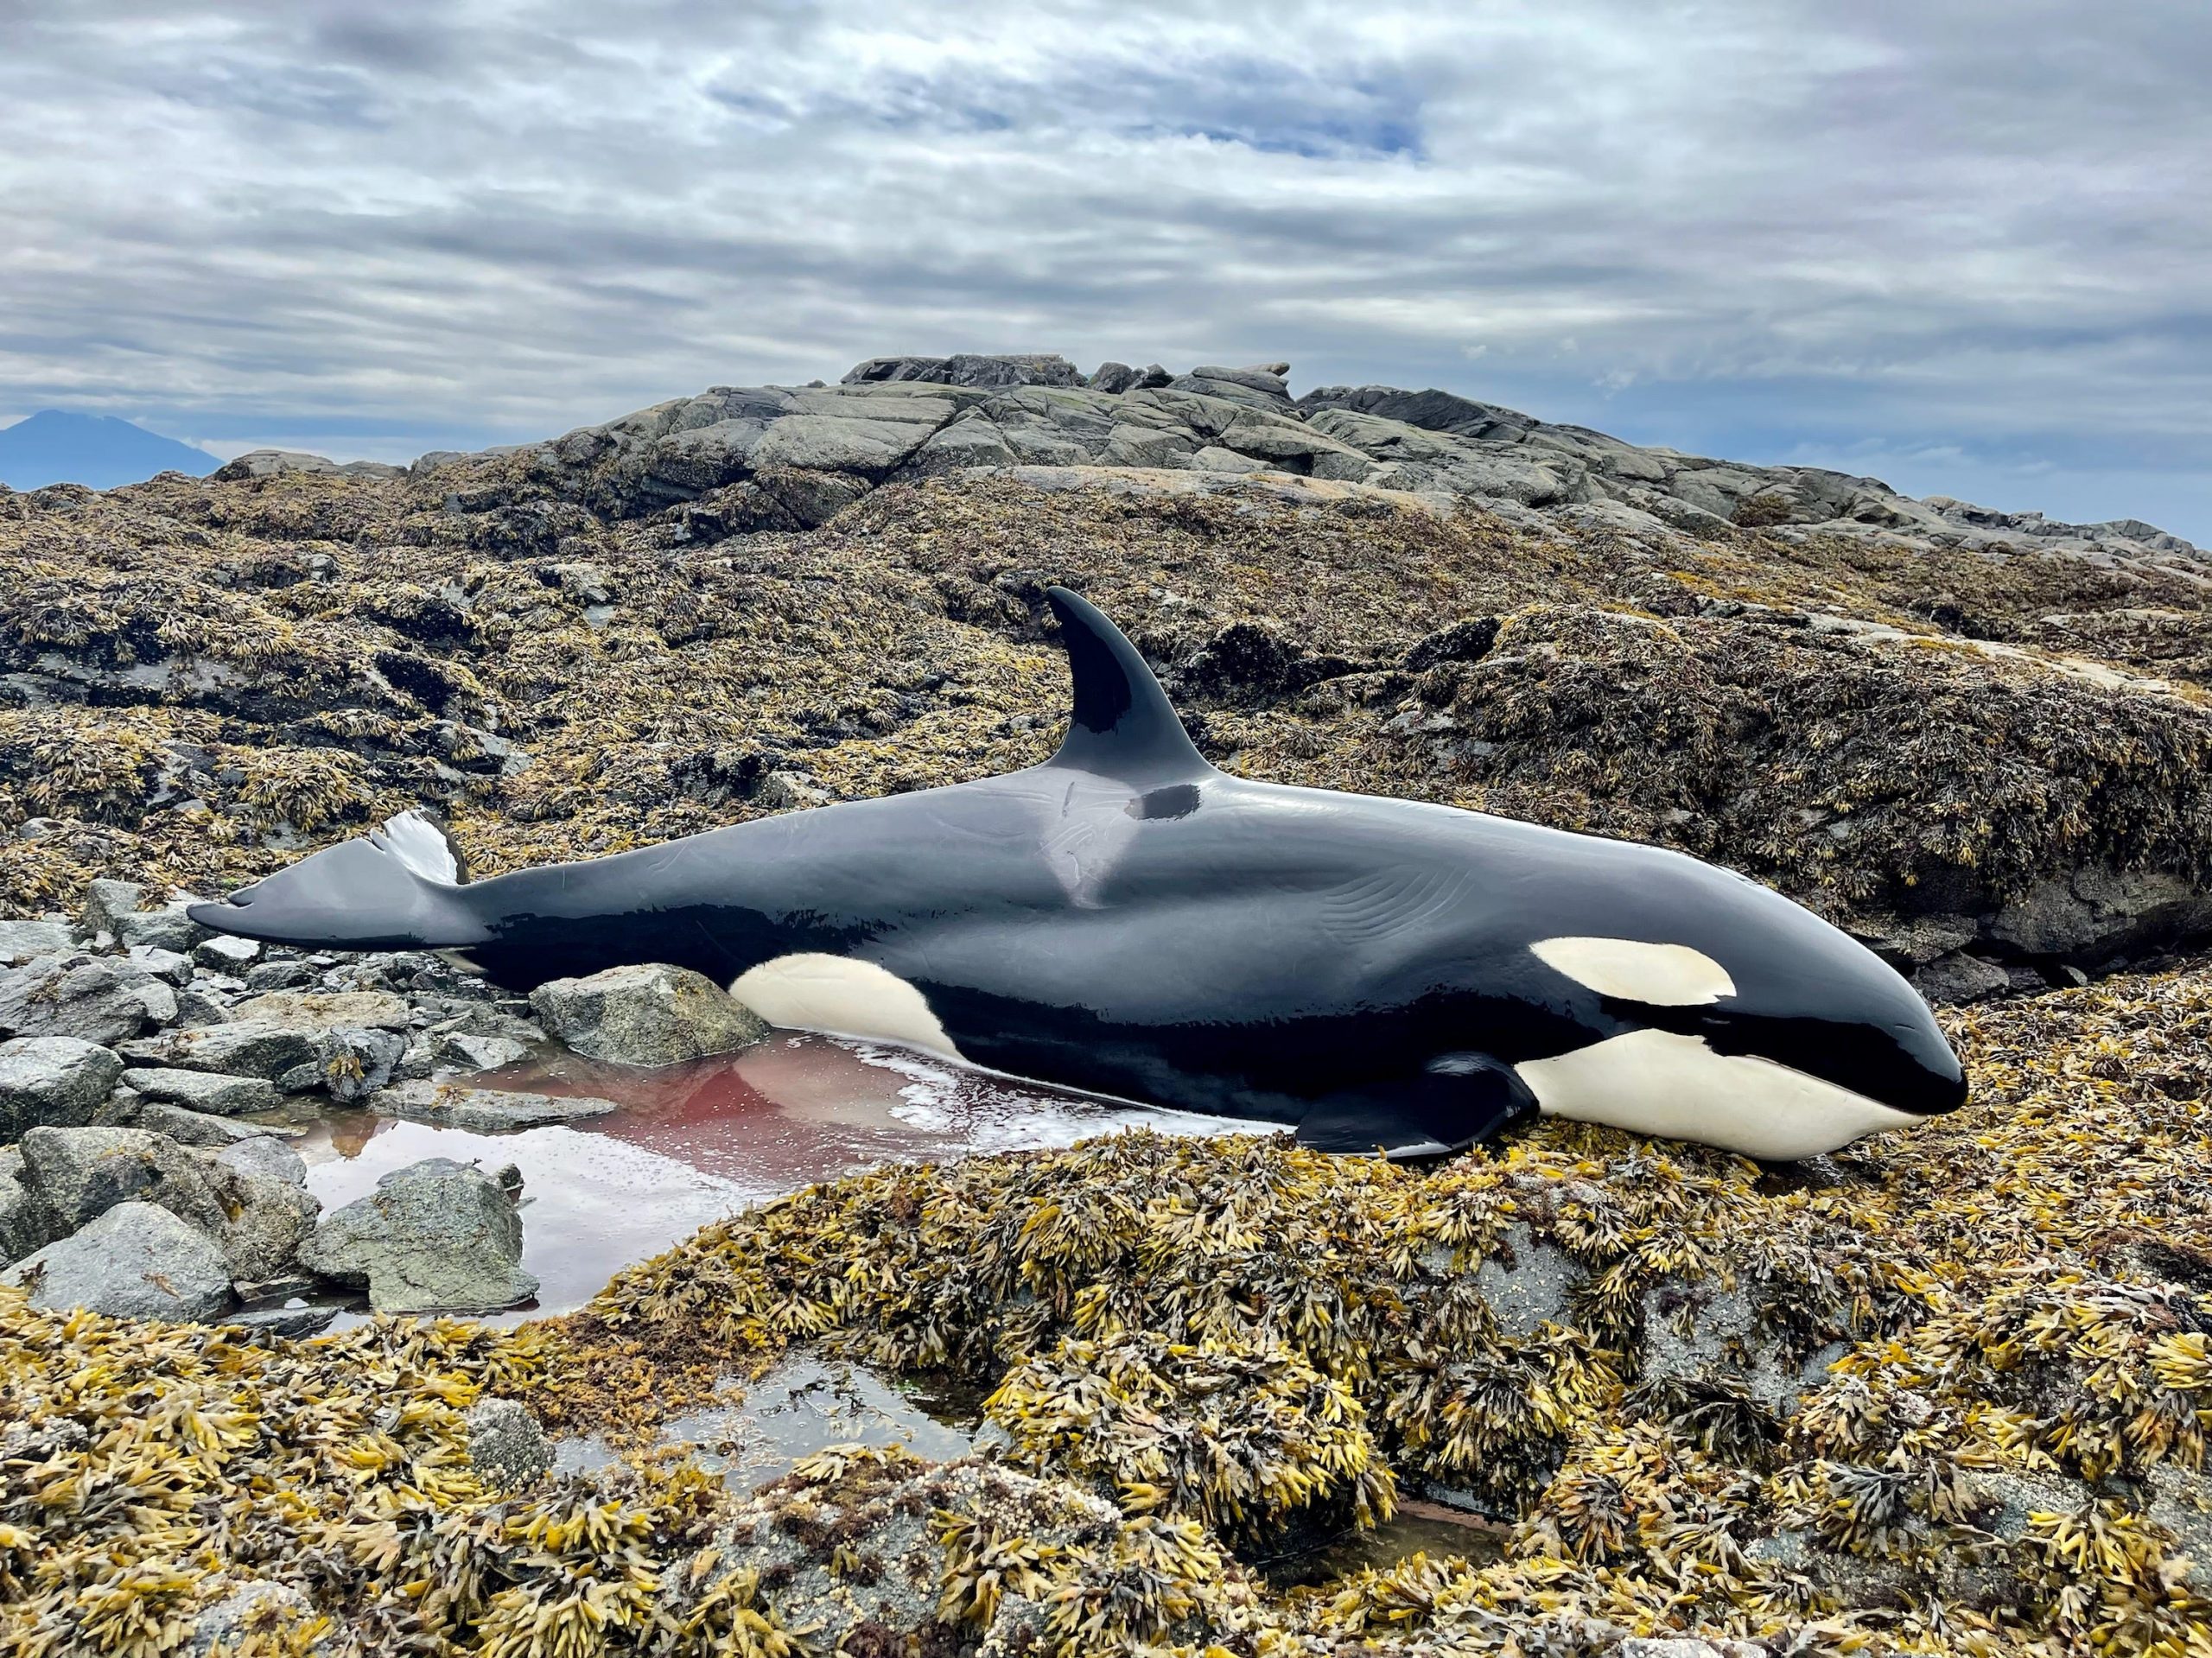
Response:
3,1199,232,1320
0,953,175,1045
297,1154,537,1312
529,962,768,1066
372,1078,618,1130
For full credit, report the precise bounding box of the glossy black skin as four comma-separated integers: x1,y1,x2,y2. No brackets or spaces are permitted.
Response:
193,588,1967,1153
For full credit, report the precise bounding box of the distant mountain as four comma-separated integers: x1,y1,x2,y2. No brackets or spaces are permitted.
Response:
0,410,218,490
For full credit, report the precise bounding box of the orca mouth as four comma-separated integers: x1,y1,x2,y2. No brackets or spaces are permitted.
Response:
1694,1010,1967,1118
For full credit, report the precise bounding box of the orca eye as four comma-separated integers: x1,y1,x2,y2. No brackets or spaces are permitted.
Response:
1530,937,1736,1006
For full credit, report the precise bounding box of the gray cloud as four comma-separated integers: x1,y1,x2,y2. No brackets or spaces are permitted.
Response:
1,0,2207,536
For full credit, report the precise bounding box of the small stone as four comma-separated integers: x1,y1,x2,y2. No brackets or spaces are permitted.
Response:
3,1200,232,1322
121,1066,284,1115
194,934,262,969
232,988,412,1031
242,960,316,993
530,962,768,1067
297,1156,537,1314
465,1396,554,1488
372,1080,619,1132
0,1036,124,1139
186,1579,321,1656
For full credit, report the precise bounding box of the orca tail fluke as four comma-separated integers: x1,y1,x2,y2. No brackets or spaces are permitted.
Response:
188,810,491,950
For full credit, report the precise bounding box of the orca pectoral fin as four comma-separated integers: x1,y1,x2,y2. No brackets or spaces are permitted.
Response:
1295,1056,1538,1160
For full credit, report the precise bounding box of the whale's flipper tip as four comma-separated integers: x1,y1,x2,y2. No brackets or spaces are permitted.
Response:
1297,1058,1539,1161
1042,585,1212,784
188,812,486,950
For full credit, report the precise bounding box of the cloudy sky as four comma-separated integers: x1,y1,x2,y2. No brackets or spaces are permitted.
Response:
3,1,2208,538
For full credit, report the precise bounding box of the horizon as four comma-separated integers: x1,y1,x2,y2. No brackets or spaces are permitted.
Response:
4,3,2209,541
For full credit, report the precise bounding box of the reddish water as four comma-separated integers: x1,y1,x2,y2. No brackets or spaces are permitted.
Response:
298,1034,1264,1320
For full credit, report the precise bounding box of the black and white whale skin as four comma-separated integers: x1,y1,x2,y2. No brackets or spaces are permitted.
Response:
191,588,1967,1160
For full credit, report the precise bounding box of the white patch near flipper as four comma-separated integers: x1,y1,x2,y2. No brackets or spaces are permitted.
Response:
730,953,965,1062
1531,937,1735,1006
1514,1028,1920,1160
372,810,464,885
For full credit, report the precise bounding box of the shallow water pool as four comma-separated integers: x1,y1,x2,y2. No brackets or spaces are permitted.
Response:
298,1032,1268,1321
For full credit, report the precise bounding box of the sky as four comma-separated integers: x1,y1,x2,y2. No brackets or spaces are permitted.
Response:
2,1,2208,541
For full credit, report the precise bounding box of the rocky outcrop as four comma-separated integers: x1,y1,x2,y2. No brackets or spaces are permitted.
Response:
529,963,766,1067
297,1156,536,1313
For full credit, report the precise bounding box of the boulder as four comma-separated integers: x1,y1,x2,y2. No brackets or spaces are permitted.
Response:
16,1125,225,1242
114,903,209,954
3,1201,232,1322
122,1020,321,1081
0,954,176,1045
121,1066,285,1115
212,1135,309,1187
296,1157,537,1313
371,1080,619,1132
79,878,149,938
136,1101,296,1149
843,352,1080,389
464,1396,554,1488
529,962,767,1066
0,919,73,963
0,1036,124,1140
232,988,413,1030
15,1125,316,1280
0,1148,38,1264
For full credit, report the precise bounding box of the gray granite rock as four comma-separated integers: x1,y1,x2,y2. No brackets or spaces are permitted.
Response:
193,933,262,970
372,1080,619,1132
121,1020,321,1082
79,878,149,938
0,918,74,963
212,1135,309,1187
0,1035,124,1140
185,1579,323,1655
314,1026,407,1102
0,954,175,1045
125,945,195,985
3,1201,232,1322
297,1156,537,1313
121,1066,285,1115
431,1031,531,1073
113,901,209,954
136,1101,298,1148
530,962,767,1066
232,988,413,1030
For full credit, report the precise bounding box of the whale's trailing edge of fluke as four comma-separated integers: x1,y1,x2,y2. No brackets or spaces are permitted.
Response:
187,810,485,950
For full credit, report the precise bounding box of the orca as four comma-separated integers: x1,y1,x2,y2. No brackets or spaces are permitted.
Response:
190,588,1967,1160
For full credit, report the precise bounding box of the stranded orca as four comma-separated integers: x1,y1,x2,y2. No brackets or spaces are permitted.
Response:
191,587,1967,1160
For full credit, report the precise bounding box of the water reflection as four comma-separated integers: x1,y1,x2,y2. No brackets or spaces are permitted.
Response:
298,1033,1271,1323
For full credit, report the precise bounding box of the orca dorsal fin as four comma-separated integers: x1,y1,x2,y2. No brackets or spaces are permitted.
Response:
1044,586,1212,783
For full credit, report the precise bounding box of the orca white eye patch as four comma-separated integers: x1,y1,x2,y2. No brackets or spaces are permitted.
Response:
1529,936,1736,1006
